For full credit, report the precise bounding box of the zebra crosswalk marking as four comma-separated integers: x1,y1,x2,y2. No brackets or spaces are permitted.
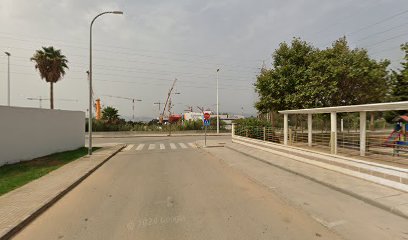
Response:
136,144,145,151
160,144,165,150
188,142,196,148
170,143,177,149
123,144,134,151
148,144,156,150
179,143,188,149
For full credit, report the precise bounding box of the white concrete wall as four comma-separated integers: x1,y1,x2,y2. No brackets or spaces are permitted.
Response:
0,106,85,166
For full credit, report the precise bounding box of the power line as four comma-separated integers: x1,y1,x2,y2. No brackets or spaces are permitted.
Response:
363,32,408,48
318,8,408,48
355,22,408,42
0,46,259,76
348,9,408,35
0,70,254,90
0,60,257,85
0,34,260,71
0,31,264,63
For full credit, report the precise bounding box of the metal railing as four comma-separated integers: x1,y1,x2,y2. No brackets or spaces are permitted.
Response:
234,125,408,161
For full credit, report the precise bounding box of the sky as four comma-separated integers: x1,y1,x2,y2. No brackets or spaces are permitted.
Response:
1,0,408,120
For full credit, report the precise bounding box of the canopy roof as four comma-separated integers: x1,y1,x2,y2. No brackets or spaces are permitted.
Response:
278,101,408,114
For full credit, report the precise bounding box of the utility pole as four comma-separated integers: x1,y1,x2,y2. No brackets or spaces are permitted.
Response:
216,68,220,134
89,10,123,156
4,52,10,106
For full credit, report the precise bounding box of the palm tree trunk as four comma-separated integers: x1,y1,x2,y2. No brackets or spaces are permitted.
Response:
50,82,54,109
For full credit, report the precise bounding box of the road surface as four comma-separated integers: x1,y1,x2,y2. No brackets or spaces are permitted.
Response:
13,136,342,240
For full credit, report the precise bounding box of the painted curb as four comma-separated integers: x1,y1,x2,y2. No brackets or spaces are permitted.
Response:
0,145,126,240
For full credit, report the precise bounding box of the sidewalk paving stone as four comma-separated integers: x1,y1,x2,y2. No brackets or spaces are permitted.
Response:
0,145,124,239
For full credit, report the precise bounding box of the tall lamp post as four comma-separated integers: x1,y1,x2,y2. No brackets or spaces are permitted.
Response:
216,68,220,134
4,52,10,106
89,11,123,155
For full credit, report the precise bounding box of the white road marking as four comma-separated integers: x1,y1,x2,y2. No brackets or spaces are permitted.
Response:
148,144,156,150
160,144,165,150
188,142,196,148
136,144,145,151
179,143,188,149
123,144,134,151
170,143,177,149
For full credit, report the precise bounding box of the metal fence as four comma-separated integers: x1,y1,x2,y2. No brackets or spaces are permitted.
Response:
234,125,408,162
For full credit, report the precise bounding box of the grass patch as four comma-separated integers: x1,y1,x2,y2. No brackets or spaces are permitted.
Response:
0,147,100,196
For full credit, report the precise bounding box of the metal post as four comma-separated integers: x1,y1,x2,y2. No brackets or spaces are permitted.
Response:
216,68,220,134
132,99,135,121
205,125,207,147
263,127,266,141
89,21,93,155
284,113,288,145
330,112,337,154
88,11,123,156
4,52,10,106
308,113,312,147
360,112,367,156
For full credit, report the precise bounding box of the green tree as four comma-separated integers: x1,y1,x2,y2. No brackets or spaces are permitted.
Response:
102,106,120,123
255,37,390,113
31,46,69,109
391,43,408,101
317,37,390,106
384,43,408,122
254,38,317,113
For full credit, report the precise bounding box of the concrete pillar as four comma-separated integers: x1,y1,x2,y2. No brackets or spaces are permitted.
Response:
263,127,266,141
330,112,337,154
231,123,235,137
308,114,312,147
284,113,288,145
360,112,366,156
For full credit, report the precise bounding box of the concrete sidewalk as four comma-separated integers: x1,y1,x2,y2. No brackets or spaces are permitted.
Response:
0,145,125,240
197,140,408,220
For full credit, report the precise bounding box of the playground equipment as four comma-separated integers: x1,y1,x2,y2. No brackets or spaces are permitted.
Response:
384,115,408,155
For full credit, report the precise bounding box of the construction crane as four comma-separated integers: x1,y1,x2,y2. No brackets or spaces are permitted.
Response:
154,101,165,114
26,97,78,108
197,106,204,113
160,78,178,123
184,105,193,112
102,94,142,121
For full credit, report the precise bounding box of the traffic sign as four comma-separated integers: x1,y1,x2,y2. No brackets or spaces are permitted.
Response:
203,119,210,126
204,112,210,120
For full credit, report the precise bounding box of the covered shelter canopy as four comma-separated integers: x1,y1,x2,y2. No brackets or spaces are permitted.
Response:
276,101,408,156
278,101,408,115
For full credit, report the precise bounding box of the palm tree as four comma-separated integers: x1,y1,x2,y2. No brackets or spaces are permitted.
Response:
31,46,68,109
102,106,120,123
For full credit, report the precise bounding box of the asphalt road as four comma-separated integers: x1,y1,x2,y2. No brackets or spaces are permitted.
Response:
13,136,342,240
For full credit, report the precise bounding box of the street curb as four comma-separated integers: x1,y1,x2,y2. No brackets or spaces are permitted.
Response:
225,145,408,220
0,145,126,240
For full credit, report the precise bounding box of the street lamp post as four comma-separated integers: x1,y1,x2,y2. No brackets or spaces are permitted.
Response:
132,98,142,122
216,68,220,134
4,52,10,106
89,11,123,155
